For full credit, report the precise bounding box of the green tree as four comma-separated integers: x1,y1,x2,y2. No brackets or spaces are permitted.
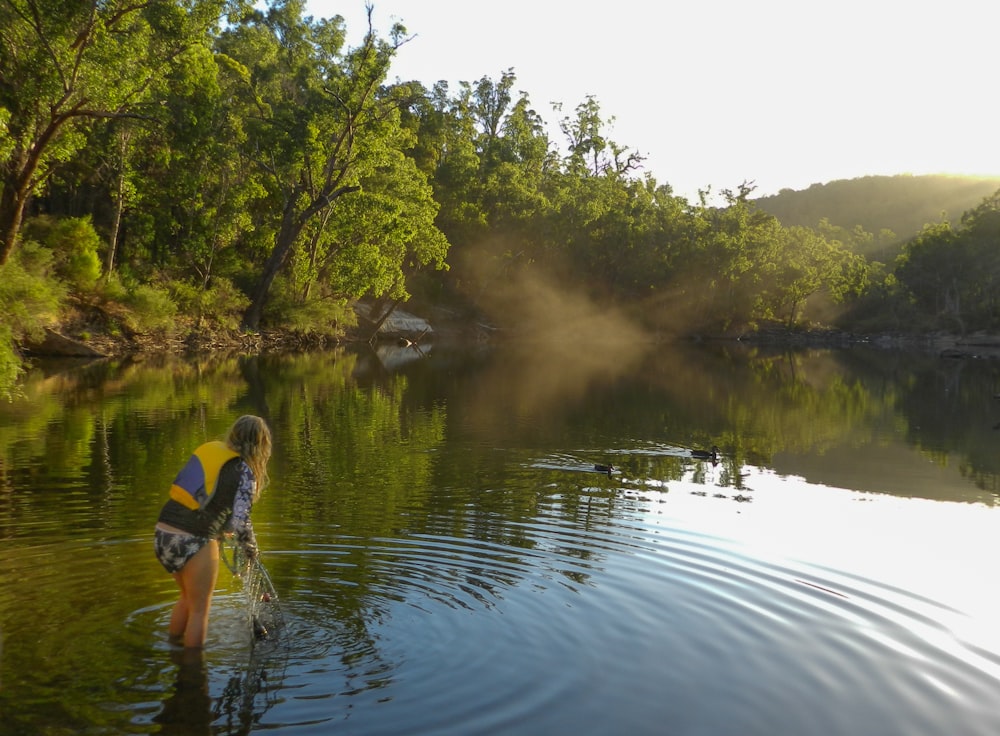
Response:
896,188,1000,332
955,189,1000,327
0,0,224,264
762,226,833,327
403,79,482,246
557,96,643,178
283,128,449,330
894,221,966,329
128,40,264,284
217,1,445,331
674,183,784,331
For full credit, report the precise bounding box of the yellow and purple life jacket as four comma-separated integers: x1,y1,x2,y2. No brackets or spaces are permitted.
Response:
168,440,241,511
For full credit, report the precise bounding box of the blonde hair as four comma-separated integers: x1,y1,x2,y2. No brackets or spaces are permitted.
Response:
225,415,272,501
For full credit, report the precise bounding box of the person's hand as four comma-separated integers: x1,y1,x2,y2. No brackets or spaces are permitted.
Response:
244,544,259,562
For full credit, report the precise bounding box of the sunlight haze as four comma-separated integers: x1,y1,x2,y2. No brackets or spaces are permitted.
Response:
307,0,1000,200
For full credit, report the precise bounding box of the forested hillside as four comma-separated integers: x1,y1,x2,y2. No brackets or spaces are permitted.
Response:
755,175,1000,252
2,1,1000,398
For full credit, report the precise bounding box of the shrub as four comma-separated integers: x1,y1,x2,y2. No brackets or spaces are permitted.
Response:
22,215,103,292
262,275,355,335
168,280,200,315
0,323,23,400
95,271,129,303
202,278,251,331
0,244,67,399
0,243,66,342
170,277,250,331
123,284,179,336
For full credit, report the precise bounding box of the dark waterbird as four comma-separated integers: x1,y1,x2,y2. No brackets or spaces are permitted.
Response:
690,445,721,462
594,446,719,474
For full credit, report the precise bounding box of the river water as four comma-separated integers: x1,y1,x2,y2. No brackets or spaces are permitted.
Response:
0,340,998,735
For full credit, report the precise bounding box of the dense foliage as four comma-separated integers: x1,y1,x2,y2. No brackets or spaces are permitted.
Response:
1,0,999,397
755,175,1000,260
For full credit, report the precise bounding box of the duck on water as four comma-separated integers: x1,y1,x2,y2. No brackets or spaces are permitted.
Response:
594,446,720,475
690,445,721,462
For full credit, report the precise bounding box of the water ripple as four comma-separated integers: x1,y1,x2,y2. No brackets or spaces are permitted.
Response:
260,495,1000,735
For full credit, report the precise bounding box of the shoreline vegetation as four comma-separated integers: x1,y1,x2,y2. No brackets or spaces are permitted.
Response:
21,302,1000,365
4,3,1000,396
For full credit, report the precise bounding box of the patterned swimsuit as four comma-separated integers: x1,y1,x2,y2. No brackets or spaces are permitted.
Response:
154,527,209,573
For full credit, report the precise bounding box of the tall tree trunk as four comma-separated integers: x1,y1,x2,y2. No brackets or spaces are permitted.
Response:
0,106,85,264
0,177,30,265
104,127,133,277
241,184,360,330
105,170,125,276
242,199,303,331
302,208,333,301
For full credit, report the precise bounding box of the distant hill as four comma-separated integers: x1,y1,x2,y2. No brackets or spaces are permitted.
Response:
754,174,1000,250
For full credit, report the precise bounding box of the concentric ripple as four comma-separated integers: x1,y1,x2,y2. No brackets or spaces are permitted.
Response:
250,478,1000,736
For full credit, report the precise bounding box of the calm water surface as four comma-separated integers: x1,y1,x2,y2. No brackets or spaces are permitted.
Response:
1,340,999,735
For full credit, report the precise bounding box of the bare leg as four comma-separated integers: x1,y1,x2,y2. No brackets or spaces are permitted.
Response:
175,540,220,648
168,572,189,642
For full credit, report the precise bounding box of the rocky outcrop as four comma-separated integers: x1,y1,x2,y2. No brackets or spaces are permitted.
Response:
353,302,434,342
22,328,108,358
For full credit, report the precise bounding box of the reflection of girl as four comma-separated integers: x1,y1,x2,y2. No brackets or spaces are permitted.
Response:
153,648,213,736
154,415,272,648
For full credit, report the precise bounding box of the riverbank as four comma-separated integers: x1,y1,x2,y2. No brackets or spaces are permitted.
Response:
20,301,463,360
736,327,1000,360
21,302,1000,362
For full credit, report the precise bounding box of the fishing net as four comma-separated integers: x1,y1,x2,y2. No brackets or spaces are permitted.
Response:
215,539,288,730
220,540,285,645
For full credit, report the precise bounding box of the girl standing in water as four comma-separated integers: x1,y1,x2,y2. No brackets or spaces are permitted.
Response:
154,415,272,648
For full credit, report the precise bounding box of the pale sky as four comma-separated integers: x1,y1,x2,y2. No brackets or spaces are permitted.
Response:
307,0,1000,200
